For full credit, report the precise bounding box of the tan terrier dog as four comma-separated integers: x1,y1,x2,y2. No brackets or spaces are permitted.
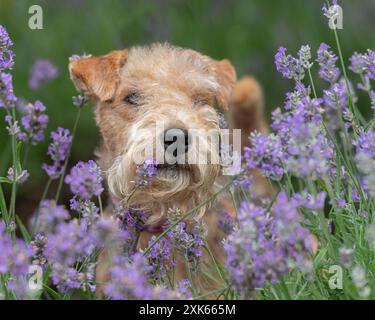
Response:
69,43,270,296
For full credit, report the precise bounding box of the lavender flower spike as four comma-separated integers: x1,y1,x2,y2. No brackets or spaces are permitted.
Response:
133,158,157,188
43,127,72,179
65,160,104,199
19,100,49,145
316,43,340,84
0,72,17,109
0,25,15,70
28,59,59,90
274,47,304,81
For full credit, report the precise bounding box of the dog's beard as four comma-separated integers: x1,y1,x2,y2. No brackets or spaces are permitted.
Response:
107,138,220,224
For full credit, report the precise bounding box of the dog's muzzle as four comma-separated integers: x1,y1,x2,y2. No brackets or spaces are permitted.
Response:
162,127,191,158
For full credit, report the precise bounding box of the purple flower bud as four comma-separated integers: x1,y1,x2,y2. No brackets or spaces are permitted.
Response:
316,43,340,84
28,59,59,90
0,25,15,70
19,100,49,144
65,160,104,199
133,158,157,188
43,127,72,179
0,72,17,109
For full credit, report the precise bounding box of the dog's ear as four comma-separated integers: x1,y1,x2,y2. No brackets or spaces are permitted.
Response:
69,50,128,102
211,58,237,110
188,50,236,110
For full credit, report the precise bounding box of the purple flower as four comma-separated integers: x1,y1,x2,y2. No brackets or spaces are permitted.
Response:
0,72,17,109
349,52,368,74
72,94,87,107
176,278,193,299
323,82,349,131
0,25,14,70
28,59,59,90
65,160,104,200
268,88,333,180
104,253,183,300
274,47,304,81
243,132,285,180
4,114,22,137
349,50,375,80
6,167,29,184
44,219,94,267
322,0,339,20
69,53,91,62
283,83,311,110
285,121,333,179
134,158,157,188
70,197,99,229
323,83,347,110
0,221,31,276
42,213,126,294
217,211,235,235
31,233,48,267
298,45,313,69
355,130,375,198
44,219,97,293
90,216,126,248
43,127,72,179
166,220,206,271
292,191,326,210
18,100,49,144
224,193,313,297
316,43,340,84
33,200,69,234
51,263,96,294
115,206,146,256
146,236,175,281
355,130,375,156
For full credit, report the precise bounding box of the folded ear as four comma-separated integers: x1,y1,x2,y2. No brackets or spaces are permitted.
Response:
211,58,237,110
69,50,128,102
187,50,236,110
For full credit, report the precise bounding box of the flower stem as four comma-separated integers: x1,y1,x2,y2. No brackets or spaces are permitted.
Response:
55,106,82,203
98,195,104,215
307,68,317,99
332,27,365,126
0,183,9,225
143,180,233,255
8,107,18,239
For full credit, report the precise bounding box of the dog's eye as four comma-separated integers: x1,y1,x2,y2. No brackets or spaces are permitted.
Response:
124,93,140,106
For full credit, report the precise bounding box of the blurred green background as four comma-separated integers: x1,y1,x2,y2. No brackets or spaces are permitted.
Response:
0,0,374,214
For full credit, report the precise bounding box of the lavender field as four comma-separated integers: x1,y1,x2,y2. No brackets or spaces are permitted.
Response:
0,0,375,300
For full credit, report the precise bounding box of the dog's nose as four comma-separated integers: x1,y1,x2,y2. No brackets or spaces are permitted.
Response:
163,128,190,153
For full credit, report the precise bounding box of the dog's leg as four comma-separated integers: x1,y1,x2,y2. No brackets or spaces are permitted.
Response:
228,76,272,197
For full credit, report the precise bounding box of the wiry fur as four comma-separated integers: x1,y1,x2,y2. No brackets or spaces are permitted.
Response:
69,43,271,296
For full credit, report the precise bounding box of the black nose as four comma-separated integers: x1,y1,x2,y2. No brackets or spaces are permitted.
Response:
163,128,190,153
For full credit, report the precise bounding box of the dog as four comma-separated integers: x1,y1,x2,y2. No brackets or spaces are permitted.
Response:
69,43,271,296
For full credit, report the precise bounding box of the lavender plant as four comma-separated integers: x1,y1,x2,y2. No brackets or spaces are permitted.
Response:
0,0,375,300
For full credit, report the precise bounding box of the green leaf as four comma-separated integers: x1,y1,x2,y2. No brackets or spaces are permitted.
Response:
0,177,12,184
15,215,31,243
313,247,328,269
0,185,9,222
16,141,23,174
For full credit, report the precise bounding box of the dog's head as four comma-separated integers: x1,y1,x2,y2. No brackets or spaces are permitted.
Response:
69,43,236,221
